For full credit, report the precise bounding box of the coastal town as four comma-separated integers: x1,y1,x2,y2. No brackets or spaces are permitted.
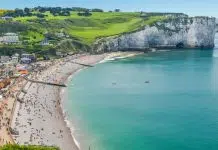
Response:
0,49,100,149
0,49,55,146
0,9,144,148
0,1,217,150
0,37,140,149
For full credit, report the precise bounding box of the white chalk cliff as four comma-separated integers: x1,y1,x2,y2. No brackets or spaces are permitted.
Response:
93,16,216,53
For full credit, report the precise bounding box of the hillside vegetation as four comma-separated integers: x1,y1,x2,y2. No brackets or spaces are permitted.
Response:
0,7,172,54
0,10,11,16
15,12,144,43
13,12,165,43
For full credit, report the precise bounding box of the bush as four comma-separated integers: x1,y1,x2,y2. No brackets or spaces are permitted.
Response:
91,8,104,12
0,21,27,33
77,11,92,17
36,13,47,18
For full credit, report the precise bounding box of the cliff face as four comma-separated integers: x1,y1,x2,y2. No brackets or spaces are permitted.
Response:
93,17,216,53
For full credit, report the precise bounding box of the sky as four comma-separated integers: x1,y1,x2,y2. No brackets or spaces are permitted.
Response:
1,0,218,17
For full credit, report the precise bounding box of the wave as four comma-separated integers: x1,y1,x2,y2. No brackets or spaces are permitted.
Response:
64,115,81,149
100,56,127,63
99,58,115,63
60,87,81,150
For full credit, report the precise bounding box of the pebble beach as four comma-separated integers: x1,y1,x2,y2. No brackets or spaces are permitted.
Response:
7,52,142,150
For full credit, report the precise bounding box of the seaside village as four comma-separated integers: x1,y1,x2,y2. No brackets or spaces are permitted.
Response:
0,52,48,145
0,28,97,148
0,14,140,149
0,31,68,146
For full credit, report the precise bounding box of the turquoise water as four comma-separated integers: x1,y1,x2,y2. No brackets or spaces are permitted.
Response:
65,49,218,150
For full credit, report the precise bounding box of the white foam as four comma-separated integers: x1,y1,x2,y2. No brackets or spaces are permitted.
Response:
60,100,81,150
59,70,84,150
99,58,115,63
157,49,171,52
64,118,81,149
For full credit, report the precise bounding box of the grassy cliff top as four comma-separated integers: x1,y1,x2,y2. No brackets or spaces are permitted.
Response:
14,12,165,43
0,11,167,53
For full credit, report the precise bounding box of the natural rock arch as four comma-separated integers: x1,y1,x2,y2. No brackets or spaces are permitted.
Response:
176,42,184,48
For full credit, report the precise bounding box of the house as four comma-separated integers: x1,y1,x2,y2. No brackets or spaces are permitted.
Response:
40,38,50,46
17,69,29,76
0,56,10,63
56,51,67,57
0,33,19,44
1,16,13,21
55,32,65,38
11,56,19,64
11,53,19,64
20,54,36,64
4,33,17,36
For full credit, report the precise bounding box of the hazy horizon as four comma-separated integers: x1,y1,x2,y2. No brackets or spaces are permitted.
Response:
1,0,218,18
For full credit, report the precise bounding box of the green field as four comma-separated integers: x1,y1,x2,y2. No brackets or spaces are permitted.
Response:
0,11,167,53
14,12,166,43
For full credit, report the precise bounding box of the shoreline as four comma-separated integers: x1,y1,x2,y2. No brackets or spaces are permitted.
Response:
9,51,143,150
59,51,144,150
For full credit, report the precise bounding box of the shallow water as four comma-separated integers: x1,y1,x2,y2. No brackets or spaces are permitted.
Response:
65,47,218,150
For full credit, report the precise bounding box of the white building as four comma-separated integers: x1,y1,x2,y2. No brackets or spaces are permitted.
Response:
11,56,19,64
20,54,36,64
1,16,13,21
40,38,50,46
0,56,10,63
55,33,65,38
0,33,19,44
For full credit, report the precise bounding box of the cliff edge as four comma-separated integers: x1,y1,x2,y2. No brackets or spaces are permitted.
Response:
93,16,216,53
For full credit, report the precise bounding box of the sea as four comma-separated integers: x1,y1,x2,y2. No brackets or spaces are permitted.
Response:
64,34,218,150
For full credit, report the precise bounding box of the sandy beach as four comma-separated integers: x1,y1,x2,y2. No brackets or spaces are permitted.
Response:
0,76,26,146
8,52,142,150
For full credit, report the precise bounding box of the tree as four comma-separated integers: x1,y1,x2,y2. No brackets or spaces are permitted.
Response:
36,6,47,13
24,7,30,14
36,13,46,18
114,9,121,12
60,10,70,16
14,8,24,16
77,10,92,17
72,7,89,12
91,8,104,12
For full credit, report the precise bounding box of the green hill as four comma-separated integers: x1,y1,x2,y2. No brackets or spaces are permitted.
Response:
14,11,165,43
0,9,170,54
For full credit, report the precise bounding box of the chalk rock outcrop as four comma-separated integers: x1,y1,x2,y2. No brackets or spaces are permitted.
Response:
93,16,216,53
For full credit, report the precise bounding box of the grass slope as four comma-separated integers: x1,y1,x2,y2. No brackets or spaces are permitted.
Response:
0,10,10,16
14,12,166,44
0,11,166,53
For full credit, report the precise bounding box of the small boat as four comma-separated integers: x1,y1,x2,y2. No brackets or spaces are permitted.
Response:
145,81,150,83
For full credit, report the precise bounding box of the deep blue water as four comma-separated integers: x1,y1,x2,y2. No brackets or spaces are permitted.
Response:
64,47,218,150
